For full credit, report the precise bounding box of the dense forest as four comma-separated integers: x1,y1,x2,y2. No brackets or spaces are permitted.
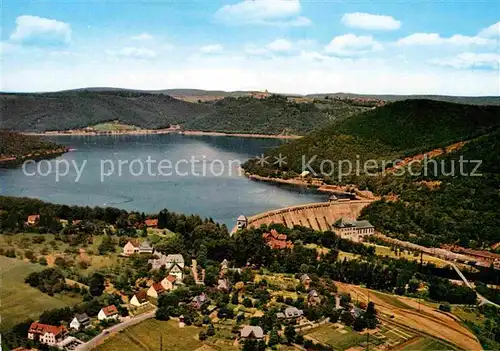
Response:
1,91,368,134
185,95,369,135
0,131,64,160
243,100,500,248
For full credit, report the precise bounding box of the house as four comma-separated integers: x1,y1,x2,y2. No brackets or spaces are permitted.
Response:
122,240,154,256
147,282,166,298
122,240,139,256
349,306,363,319
160,275,178,291
28,322,67,346
236,215,248,229
307,290,321,306
240,325,264,339
284,306,304,318
144,218,158,228
69,313,90,330
191,293,208,309
217,278,229,291
263,229,294,250
300,274,311,287
26,214,40,226
332,218,374,242
148,254,185,280
130,290,149,307
168,262,184,281
98,305,119,320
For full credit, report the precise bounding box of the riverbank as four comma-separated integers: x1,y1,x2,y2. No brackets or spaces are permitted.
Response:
23,129,302,140
0,148,69,165
245,173,378,200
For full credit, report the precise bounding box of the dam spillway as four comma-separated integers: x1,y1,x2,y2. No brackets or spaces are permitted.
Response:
233,199,373,233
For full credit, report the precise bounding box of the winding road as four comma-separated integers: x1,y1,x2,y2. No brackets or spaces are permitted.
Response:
75,309,157,351
450,263,500,308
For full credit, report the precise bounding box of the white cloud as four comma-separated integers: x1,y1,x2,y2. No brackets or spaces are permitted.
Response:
214,0,311,27
10,15,71,45
131,33,154,41
266,39,293,51
397,33,494,46
325,34,382,56
107,47,157,59
479,22,500,38
341,12,401,31
429,52,500,69
200,44,224,54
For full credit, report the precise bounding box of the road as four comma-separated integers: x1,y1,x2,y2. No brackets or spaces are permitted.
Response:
451,263,500,308
75,309,157,351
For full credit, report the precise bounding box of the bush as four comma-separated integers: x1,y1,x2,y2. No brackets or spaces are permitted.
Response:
199,331,207,341
439,303,452,312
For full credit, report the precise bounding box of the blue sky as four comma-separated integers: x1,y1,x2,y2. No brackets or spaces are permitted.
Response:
1,0,499,95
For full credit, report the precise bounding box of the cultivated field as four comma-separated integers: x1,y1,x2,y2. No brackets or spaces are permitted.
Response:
335,282,481,351
97,319,204,351
0,256,80,330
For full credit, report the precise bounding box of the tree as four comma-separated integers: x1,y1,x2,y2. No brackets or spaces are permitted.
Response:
243,298,253,308
89,273,105,297
231,293,239,305
156,307,170,321
268,329,280,347
38,257,48,266
207,324,215,336
284,325,296,344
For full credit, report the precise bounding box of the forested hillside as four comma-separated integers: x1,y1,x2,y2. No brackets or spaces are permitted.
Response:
243,100,500,248
0,91,209,132
1,91,368,134
243,100,500,177
0,131,63,160
185,95,370,134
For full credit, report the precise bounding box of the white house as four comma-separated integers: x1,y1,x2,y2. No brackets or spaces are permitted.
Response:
28,322,67,346
147,282,166,298
130,291,149,307
236,215,248,229
69,313,90,330
160,275,177,291
332,218,375,242
122,240,139,256
148,254,185,281
98,305,119,321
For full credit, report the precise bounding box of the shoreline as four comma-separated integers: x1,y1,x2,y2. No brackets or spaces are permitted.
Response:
245,173,379,200
0,148,69,164
22,129,302,140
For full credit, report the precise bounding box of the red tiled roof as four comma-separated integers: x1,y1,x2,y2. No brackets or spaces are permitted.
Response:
145,219,158,227
166,274,176,283
27,214,40,222
263,230,293,250
29,322,66,336
101,305,118,316
152,282,165,293
135,290,148,302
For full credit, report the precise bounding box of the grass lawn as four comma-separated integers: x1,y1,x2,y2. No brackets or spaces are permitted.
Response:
0,256,81,331
305,324,367,350
92,122,140,131
0,233,124,274
370,244,451,268
368,290,413,310
98,319,204,351
451,306,486,326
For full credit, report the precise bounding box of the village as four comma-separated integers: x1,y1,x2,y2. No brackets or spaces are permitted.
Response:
1,199,497,351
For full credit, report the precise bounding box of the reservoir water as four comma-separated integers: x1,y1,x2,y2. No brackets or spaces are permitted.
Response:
0,134,327,227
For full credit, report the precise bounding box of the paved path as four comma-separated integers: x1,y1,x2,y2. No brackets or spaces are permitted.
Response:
75,309,157,351
450,263,500,308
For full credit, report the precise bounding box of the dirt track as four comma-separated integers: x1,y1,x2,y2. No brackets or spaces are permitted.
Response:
335,282,481,351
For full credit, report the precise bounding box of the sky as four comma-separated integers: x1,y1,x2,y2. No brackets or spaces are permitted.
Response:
1,0,499,95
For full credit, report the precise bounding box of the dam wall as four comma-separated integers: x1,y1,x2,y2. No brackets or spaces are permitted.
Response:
234,200,373,233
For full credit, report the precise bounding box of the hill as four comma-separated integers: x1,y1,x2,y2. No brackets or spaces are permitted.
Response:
243,99,500,177
307,93,500,106
0,90,209,132
243,100,500,248
0,131,64,160
184,94,370,135
0,91,369,134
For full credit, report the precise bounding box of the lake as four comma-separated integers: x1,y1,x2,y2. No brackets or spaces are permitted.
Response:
0,134,327,227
